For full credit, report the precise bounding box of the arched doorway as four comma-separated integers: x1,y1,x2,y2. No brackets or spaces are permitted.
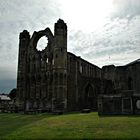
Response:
84,83,96,110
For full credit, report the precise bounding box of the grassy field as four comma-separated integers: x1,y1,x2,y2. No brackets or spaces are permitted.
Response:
0,112,140,139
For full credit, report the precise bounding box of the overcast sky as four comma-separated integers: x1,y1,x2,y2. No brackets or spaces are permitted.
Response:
0,0,140,93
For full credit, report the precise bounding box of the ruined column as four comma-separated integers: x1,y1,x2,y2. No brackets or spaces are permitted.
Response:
52,19,67,112
17,30,30,109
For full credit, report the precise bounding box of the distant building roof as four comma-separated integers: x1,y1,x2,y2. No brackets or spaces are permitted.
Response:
126,58,140,66
0,94,11,101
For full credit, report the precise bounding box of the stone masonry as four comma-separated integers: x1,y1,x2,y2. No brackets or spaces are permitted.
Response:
16,19,140,114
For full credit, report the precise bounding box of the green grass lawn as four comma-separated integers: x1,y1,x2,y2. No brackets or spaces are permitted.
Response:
0,112,140,139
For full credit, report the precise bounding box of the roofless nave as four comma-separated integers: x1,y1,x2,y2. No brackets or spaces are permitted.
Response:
16,19,140,115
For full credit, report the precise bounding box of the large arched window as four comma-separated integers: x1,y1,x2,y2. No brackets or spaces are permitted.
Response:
84,83,96,109
85,84,94,98
37,36,48,51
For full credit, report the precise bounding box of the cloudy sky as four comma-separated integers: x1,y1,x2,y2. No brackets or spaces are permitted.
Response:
0,0,140,93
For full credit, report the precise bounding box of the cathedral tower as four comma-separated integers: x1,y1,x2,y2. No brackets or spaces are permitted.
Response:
52,19,67,111
17,30,30,107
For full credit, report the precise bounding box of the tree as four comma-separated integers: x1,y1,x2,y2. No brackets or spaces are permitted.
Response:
9,88,17,100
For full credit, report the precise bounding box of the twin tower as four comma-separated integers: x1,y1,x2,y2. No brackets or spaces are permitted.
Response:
17,19,68,112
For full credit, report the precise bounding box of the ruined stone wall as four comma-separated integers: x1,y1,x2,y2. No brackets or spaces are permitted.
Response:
17,19,103,112
17,19,140,113
126,63,140,95
17,19,67,112
102,62,140,95
67,52,102,111
102,65,127,92
17,30,30,109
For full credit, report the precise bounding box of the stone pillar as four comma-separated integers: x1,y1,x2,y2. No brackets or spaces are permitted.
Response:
52,19,67,112
17,30,30,109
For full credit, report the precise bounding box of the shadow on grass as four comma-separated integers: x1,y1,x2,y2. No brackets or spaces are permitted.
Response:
0,138,139,140
0,112,57,138
98,114,140,118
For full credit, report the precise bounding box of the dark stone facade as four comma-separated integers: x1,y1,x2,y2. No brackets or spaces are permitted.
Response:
98,61,140,115
67,52,102,111
16,19,140,114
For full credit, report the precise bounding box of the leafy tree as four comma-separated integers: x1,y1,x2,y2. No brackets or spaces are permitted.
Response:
9,88,17,100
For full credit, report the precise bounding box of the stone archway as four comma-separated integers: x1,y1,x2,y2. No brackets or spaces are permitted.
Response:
84,83,96,110
37,36,48,51
29,27,54,52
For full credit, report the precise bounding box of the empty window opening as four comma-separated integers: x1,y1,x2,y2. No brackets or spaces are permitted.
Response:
128,77,133,90
46,58,48,63
37,36,48,51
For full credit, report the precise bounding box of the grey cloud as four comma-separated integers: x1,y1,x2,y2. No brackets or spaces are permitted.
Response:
112,0,140,19
0,0,61,65
0,0,61,92
0,0,140,92
68,16,140,67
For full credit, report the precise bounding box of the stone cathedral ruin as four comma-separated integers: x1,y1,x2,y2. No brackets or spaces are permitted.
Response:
16,19,140,115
